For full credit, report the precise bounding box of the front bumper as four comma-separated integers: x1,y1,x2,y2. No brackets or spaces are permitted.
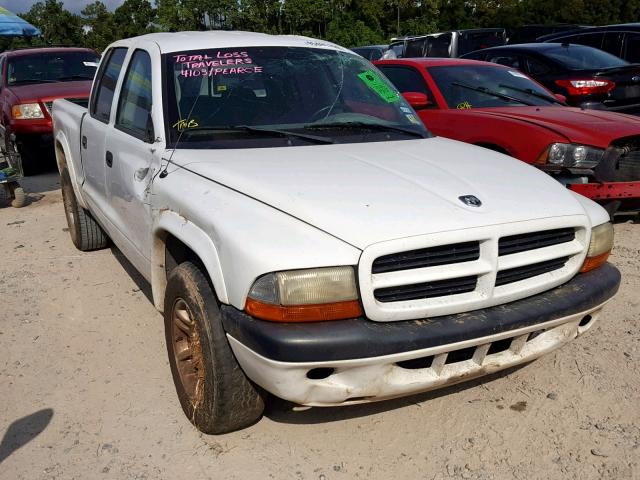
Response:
569,181,640,200
221,264,620,406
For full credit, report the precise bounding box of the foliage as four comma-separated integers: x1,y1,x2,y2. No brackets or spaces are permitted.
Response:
1,0,640,51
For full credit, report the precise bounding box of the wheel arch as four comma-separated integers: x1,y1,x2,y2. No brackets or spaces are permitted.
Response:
152,210,228,312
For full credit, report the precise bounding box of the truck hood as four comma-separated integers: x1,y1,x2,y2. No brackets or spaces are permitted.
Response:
9,80,92,103
468,106,640,147
169,137,589,249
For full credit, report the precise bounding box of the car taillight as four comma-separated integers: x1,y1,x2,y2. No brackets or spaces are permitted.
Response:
554,79,615,96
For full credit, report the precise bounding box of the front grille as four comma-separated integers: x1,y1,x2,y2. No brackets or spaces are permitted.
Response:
499,228,575,256
496,257,568,286
372,241,479,274
374,276,477,302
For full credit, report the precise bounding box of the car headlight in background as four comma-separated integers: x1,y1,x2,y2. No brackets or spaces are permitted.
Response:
11,103,45,119
538,143,604,168
580,222,614,273
245,266,363,322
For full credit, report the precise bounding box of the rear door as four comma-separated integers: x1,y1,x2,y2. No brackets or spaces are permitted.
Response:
81,47,127,214
104,48,158,270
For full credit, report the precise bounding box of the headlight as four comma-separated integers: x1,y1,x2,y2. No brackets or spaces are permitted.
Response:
245,266,362,322
580,222,614,273
11,103,45,119
545,143,604,168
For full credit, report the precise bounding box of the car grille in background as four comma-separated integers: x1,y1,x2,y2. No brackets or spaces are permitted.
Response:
374,276,478,303
44,101,53,113
372,241,480,274
496,257,569,287
617,148,640,178
498,228,575,256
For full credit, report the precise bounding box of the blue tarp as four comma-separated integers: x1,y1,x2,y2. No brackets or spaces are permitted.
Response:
0,6,41,37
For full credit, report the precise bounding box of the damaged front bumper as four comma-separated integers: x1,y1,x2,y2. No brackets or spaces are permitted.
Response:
221,264,621,406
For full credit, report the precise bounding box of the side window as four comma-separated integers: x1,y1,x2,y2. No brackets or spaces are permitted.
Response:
115,50,153,142
378,66,437,109
0,57,5,88
624,33,640,63
405,38,427,57
91,47,127,123
487,54,521,70
602,32,624,58
525,56,551,75
575,33,605,49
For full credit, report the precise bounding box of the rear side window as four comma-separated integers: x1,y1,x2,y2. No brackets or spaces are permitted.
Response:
601,32,624,58
378,65,436,108
574,33,604,49
487,53,521,69
525,56,551,75
91,47,127,123
405,38,427,57
116,50,153,141
624,33,640,63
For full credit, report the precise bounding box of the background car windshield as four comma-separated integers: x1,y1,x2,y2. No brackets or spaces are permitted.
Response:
543,45,628,70
428,65,557,108
7,51,100,85
164,47,427,146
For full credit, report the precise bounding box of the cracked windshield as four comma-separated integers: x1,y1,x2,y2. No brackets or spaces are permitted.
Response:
164,46,429,148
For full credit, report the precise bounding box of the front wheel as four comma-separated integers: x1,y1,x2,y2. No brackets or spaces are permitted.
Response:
164,262,264,434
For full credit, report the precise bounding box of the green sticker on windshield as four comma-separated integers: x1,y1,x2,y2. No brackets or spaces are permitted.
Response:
357,70,399,103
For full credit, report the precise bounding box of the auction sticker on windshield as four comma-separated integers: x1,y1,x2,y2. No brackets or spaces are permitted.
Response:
357,70,400,103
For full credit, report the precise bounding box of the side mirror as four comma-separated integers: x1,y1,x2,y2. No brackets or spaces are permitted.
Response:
402,91,429,110
554,93,567,103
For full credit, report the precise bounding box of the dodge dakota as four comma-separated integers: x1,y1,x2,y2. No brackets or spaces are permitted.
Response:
52,31,621,434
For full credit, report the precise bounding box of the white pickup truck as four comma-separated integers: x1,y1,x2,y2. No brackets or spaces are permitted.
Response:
53,31,620,434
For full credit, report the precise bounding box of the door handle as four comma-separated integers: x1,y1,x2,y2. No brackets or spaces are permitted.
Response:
81,135,87,149
106,151,113,168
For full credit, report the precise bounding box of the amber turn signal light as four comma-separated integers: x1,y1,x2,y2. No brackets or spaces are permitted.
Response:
245,298,363,323
579,250,611,273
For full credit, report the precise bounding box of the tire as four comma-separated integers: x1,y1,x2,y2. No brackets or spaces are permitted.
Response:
10,186,27,208
602,200,621,220
60,168,108,251
164,262,264,434
0,184,10,207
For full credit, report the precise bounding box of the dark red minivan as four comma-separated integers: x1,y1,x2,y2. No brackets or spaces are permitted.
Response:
0,47,100,174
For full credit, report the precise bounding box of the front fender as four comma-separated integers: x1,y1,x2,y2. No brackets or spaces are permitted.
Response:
152,210,228,311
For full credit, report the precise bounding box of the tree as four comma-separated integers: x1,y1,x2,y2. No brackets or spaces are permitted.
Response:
22,0,83,46
112,0,157,38
82,1,116,50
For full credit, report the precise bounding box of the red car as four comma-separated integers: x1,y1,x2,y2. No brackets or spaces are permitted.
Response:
374,57,640,215
0,47,100,174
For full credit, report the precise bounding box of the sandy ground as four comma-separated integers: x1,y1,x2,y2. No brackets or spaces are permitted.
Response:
0,171,639,480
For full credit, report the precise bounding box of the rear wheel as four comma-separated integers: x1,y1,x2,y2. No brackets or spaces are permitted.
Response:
60,168,108,251
164,262,264,434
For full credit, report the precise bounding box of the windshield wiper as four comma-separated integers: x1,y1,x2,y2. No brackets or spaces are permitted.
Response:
498,83,563,104
57,75,95,81
304,121,426,138
9,78,59,84
451,82,534,106
180,125,334,144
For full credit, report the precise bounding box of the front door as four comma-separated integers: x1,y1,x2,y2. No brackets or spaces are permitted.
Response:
105,49,157,275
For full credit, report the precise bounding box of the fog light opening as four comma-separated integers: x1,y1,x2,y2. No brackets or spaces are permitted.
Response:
579,315,592,328
306,368,335,380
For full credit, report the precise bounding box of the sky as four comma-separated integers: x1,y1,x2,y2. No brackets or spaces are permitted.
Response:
1,0,125,14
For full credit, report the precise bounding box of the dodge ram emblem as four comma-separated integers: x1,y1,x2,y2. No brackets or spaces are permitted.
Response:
459,195,482,207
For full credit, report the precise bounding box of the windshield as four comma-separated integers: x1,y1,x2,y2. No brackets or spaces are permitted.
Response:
164,47,428,149
428,65,559,108
7,51,100,85
543,44,629,70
